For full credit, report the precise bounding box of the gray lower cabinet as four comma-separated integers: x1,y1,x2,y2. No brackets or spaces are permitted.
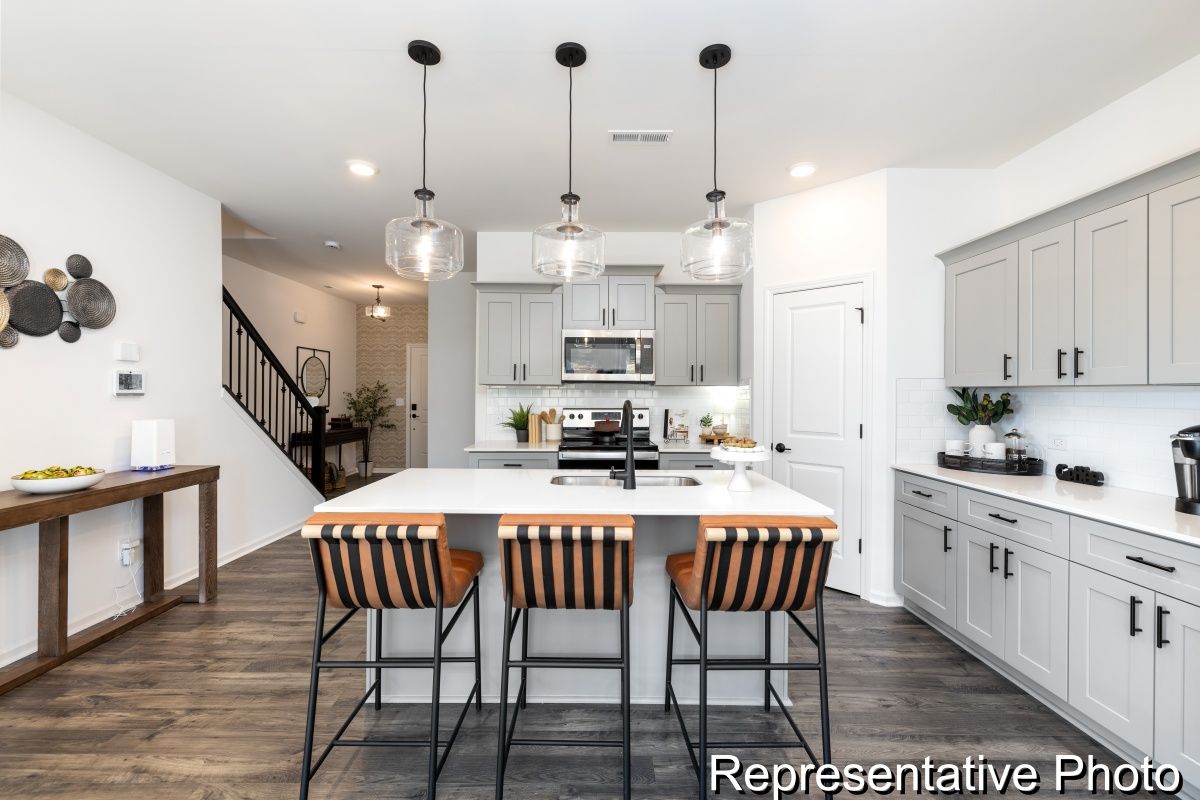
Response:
477,291,561,385
1073,196,1148,385
655,291,739,386
1068,563,1155,755
1004,540,1068,700
1017,223,1075,386
1155,594,1200,788
659,453,731,471
468,453,557,469
956,524,1006,658
562,275,654,330
1149,174,1200,384
945,243,1018,387
895,503,956,626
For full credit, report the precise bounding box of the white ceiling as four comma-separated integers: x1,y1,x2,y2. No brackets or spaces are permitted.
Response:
4,1,1200,304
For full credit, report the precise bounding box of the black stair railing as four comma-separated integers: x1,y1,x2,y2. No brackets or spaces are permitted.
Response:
222,287,326,492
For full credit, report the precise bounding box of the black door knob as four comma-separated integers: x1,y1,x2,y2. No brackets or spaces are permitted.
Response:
774,443,791,453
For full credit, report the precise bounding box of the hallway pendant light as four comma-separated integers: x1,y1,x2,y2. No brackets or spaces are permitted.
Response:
386,40,464,282
365,284,392,321
681,44,753,282
532,43,605,282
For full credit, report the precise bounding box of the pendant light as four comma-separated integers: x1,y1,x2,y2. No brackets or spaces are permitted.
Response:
365,284,392,321
681,44,753,282
386,40,465,281
532,42,605,282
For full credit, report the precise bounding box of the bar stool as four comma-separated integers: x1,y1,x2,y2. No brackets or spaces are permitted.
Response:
298,513,483,800
663,515,839,800
494,514,636,800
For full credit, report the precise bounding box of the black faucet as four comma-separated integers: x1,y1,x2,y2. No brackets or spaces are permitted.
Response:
609,400,637,490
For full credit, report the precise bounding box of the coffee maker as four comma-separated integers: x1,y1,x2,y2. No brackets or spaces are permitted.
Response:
1172,425,1200,516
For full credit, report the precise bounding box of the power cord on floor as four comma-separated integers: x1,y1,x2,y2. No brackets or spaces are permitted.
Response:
112,501,144,620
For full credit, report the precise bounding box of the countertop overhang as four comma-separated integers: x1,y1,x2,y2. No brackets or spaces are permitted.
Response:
464,439,718,454
315,468,833,517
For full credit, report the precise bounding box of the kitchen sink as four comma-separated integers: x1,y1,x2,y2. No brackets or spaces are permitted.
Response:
550,475,701,487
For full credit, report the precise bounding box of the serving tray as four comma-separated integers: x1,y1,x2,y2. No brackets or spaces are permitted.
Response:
937,452,1045,476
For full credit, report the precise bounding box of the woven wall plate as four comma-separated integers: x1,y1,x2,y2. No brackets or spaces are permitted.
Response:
0,235,30,288
0,291,9,332
65,253,93,279
7,280,62,336
66,277,116,328
43,268,69,292
58,320,81,343
0,326,17,348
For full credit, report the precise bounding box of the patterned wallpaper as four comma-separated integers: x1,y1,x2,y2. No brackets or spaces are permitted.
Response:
355,303,428,468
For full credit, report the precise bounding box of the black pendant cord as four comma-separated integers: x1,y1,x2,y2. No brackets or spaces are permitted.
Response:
712,66,718,195
567,64,574,197
421,63,429,192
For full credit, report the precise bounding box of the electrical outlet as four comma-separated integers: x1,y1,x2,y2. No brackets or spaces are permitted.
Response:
1049,435,1069,450
119,538,140,567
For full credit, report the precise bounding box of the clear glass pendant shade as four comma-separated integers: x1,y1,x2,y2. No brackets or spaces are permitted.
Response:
386,192,464,281
681,196,753,282
365,303,391,321
532,196,605,282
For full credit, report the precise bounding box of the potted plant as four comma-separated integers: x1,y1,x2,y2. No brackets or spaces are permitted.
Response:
344,381,398,477
947,388,1014,456
501,403,533,443
700,413,714,436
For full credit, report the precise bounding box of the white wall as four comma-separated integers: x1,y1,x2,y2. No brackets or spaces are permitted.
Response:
222,255,357,417
0,94,321,668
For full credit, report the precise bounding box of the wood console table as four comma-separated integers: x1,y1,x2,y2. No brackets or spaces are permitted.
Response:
0,465,219,695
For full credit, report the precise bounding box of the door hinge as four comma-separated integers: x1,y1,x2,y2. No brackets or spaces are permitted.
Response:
854,306,864,324
859,423,863,439
857,539,862,554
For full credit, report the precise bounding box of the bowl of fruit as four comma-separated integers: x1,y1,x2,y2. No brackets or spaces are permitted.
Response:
12,465,105,494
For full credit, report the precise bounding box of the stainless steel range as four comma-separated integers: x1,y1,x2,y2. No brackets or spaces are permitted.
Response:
557,407,659,470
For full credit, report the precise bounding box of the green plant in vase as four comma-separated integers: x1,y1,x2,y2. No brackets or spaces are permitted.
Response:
344,381,398,477
502,403,533,443
700,413,714,435
947,388,1014,456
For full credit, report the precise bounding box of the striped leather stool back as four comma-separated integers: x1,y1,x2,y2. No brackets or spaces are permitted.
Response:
302,513,454,609
697,515,839,612
497,515,635,610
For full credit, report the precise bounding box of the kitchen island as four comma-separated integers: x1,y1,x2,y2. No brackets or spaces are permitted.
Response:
312,467,833,705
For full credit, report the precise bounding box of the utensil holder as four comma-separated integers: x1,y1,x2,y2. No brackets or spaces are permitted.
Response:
544,422,563,441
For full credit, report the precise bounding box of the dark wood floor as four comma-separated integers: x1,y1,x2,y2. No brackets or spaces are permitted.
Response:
0,535,1145,799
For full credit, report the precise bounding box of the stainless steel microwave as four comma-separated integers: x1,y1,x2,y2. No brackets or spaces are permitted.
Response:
561,330,655,383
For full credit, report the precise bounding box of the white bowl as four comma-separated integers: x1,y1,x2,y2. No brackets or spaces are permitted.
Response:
11,470,105,494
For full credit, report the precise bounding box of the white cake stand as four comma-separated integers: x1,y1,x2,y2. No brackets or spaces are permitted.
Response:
710,447,770,491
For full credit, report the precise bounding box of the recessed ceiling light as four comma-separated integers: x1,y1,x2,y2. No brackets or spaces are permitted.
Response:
346,159,379,177
323,240,342,250
788,162,817,178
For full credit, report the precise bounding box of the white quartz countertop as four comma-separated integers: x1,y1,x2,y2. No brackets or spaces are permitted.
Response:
894,464,1200,546
655,439,717,454
315,468,833,517
464,440,560,453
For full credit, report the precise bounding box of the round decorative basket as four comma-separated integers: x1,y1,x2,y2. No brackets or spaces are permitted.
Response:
0,290,9,331
0,235,30,288
7,280,63,336
65,253,93,279
67,278,116,328
43,268,69,292
58,320,81,343
0,326,18,349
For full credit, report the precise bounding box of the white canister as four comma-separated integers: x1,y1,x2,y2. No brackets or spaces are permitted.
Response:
544,423,563,442
983,442,1006,460
945,439,966,456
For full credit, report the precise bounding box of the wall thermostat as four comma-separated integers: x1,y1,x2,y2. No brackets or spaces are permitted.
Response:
113,369,145,396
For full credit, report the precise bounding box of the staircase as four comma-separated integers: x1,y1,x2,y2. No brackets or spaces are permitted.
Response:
222,287,328,494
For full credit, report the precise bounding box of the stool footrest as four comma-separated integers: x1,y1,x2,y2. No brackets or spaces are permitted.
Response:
318,656,476,669
510,737,624,748
506,656,623,670
669,657,820,671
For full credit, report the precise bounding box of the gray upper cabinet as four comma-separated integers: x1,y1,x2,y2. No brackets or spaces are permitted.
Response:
520,293,562,384
697,295,738,385
1150,175,1200,384
655,293,696,386
1074,196,1148,385
945,243,1019,387
1018,223,1074,386
478,291,561,385
477,293,522,384
562,275,654,330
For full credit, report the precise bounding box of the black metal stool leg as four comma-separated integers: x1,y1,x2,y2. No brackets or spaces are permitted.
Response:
763,611,771,712
495,595,513,800
473,577,483,712
519,606,529,710
665,587,676,712
621,596,632,800
374,609,384,711
299,592,326,800
698,597,708,800
428,597,444,800
815,592,833,800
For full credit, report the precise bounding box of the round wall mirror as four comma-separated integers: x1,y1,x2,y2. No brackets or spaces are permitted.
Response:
299,355,328,400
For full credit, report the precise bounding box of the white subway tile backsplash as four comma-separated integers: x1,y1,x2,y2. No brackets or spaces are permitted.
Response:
895,378,1200,496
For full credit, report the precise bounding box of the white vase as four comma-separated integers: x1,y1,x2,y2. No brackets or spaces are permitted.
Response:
968,423,997,457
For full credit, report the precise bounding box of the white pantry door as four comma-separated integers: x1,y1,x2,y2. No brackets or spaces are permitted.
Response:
770,283,864,594
406,344,429,468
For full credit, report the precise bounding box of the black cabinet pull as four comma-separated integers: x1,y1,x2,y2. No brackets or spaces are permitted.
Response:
695,464,714,469
1126,555,1176,573
1003,548,1014,579
700,364,705,383
1074,347,1084,378
690,365,695,382
1130,595,1143,637
512,363,517,381
523,363,527,381
989,512,1019,524
988,542,999,573
911,490,933,498
503,463,522,468
1157,605,1170,649
1057,349,1067,379
611,308,615,325
774,442,791,453
1002,353,1012,381
943,525,952,553
602,308,606,326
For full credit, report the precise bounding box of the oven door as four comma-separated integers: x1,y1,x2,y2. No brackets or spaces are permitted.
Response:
556,450,660,470
561,330,655,382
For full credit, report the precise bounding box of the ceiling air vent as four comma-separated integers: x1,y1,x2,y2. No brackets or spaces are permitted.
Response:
609,129,672,145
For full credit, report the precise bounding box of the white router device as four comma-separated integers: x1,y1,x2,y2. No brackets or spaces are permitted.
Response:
131,419,176,472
